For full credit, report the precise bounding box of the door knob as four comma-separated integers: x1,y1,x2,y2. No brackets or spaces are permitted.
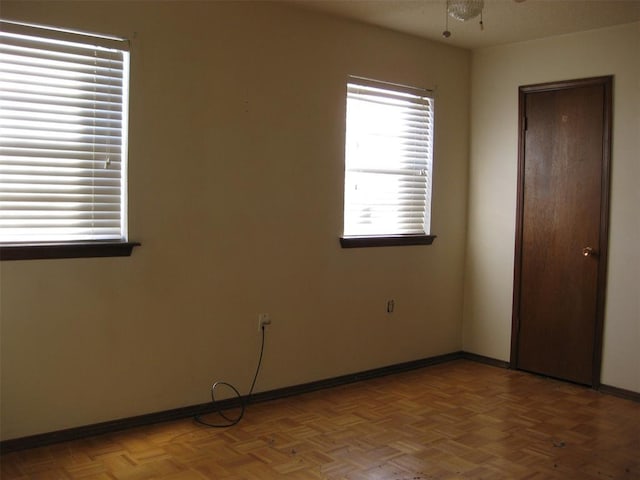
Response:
582,247,596,257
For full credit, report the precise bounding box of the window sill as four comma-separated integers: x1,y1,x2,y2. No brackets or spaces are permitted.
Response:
0,241,141,261
340,235,436,248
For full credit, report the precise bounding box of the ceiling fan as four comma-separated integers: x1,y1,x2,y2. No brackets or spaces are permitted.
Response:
442,0,526,38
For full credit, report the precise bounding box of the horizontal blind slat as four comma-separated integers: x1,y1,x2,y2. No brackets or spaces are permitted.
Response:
0,48,124,72
1,92,125,111
0,21,129,52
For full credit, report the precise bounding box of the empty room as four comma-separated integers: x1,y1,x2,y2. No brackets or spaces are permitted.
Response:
0,0,638,478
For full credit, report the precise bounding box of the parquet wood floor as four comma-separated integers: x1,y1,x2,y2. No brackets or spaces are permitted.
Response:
2,360,639,479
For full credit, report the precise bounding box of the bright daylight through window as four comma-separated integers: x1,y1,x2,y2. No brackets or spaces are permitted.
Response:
342,77,434,247
0,21,130,247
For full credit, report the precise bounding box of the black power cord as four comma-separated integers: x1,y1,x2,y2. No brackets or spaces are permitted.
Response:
194,325,266,428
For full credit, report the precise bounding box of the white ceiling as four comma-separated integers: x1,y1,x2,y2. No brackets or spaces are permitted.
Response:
287,0,640,49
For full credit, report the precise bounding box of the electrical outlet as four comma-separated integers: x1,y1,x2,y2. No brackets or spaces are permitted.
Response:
258,313,271,330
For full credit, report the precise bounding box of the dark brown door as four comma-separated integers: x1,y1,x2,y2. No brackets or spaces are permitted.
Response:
511,76,611,386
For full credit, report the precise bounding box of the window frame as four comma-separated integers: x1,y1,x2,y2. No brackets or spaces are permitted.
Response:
340,76,436,248
339,234,435,249
0,20,138,261
0,241,140,261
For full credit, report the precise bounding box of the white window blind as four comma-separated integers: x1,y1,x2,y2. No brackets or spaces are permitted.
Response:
343,77,434,237
0,21,130,243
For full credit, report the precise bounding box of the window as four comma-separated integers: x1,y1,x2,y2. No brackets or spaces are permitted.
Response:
341,76,436,248
0,20,138,260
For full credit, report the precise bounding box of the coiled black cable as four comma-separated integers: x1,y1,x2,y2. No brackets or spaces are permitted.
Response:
194,325,266,428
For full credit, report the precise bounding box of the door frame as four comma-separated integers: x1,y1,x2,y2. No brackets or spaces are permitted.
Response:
510,76,613,387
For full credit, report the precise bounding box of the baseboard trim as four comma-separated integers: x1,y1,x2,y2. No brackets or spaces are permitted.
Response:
599,383,640,402
460,351,510,369
0,351,464,453
12,351,615,453
0,401,220,454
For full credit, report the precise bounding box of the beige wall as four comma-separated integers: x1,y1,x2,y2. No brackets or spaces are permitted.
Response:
0,2,470,440
464,22,640,392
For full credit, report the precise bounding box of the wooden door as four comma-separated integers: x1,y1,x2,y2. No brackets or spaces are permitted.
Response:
511,76,612,386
